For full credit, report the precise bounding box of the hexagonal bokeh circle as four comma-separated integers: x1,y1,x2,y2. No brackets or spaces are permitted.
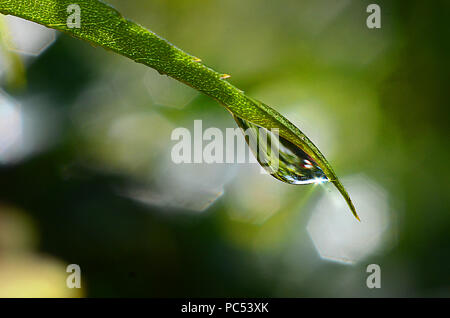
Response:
144,70,197,109
0,91,22,164
3,15,56,56
307,174,392,265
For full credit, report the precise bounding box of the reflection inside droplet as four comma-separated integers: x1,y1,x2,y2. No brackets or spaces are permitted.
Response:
233,115,329,185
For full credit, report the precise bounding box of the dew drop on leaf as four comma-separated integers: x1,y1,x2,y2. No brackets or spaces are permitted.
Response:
233,115,329,185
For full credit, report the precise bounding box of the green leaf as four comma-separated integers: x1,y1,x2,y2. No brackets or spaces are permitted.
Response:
0,0,359,220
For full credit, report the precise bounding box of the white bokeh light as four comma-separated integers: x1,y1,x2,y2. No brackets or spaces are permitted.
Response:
225,163,291,224
3,16,56,56
122,162,236,213
144,70,198,109
0,92,23,163
307,174,392,264
0,92,60,165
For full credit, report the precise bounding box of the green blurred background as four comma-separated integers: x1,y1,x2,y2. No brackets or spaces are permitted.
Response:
0,0,449,297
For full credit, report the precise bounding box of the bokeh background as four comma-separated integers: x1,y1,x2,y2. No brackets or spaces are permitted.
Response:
0,0,449,297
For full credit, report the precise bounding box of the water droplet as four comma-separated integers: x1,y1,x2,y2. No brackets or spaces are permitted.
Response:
233,115,329,185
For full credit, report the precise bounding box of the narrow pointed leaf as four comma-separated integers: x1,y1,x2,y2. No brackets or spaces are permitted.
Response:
0,0,359,220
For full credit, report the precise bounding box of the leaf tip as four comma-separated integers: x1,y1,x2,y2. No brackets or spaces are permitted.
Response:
331,179,361,222
353,209,361,222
